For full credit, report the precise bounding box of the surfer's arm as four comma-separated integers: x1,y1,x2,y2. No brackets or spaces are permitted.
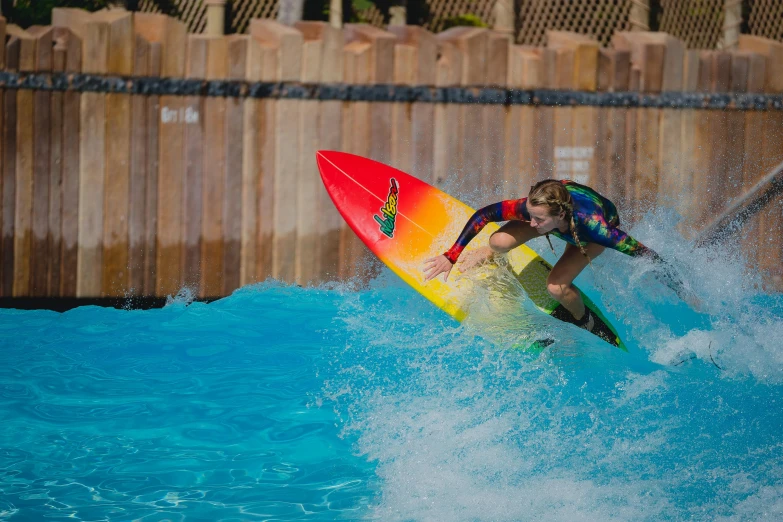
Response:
592,226,693,300
591,226,658,259
443,200,527,263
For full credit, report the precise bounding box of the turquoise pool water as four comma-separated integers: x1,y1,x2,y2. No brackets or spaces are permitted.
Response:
2,215,783,521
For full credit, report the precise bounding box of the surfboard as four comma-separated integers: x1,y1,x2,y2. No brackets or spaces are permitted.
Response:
316,150,626,351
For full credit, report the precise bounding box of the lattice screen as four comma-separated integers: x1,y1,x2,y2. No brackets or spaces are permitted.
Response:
139,0,278,34
658,0,724,49
426,0,495,33
748,0,783,42
137,0,783,49
230,0,279,33
355,4,386,27
139,0,207,33
516,0,633,47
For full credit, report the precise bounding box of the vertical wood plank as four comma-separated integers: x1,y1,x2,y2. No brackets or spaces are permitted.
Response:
678,49,700,227
27,26,53,296
0,18,5,294
536,48,556,181
596,48,630,202
54,12,110,297
437,27,488,201
129,34,149,295
98,11,133,297
551,48,574,183
183,36,208,293
432,42,462,187
202,36,228,297
227,35,264,287
145,42,161,295
49,38,65,296
10,27,36,296
297,22,343,281
256,46,277,283
1,38,20,296
223,36,246,293
345,24,395,165
725,52,749,202
250,20,303,284
339,41,371,280
548,31,599,189
506,46,542,198
692,51,715,227
483,32,509,196
296,33,324,285
59,29,81,297
739,51,763,267
388,26,436,188
145,16,187,296
391,43,415,174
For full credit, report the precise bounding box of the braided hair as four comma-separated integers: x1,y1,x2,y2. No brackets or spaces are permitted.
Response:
528,179,589,259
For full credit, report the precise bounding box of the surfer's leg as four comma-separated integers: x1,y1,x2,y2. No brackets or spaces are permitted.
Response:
547,243,605,321
488,220,543,253
459,221,542,272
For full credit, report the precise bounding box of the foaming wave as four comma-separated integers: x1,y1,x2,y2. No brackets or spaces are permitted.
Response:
324,246,783,520
565,207,783,382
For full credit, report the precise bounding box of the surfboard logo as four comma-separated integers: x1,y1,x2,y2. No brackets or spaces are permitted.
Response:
374,178,399,238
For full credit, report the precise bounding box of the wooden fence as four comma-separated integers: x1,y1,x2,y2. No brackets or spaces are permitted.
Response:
0,9,782,299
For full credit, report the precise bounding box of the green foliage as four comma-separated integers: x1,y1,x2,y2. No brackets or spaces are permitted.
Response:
3,0,110,28
316,0,430,27
2,0,180,29
441,13,487,30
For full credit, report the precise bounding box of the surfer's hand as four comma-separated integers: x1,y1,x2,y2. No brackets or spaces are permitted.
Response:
653,259,702,310
458,246,494,273
423,255,453,282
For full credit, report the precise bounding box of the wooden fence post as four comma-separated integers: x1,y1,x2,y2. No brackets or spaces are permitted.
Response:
506,45,543,198
180,35,207,295
203,35,229,296
250,19,303,283
595,47,630,204
547,31,599,192
339,36,371,279
52,9,106,297
432,32,462,188
224,34,264,289
128,33,149,296
6,26,34,297
25,25,53,297
0,18,12,297
133,13,187,297
484,31,510,195
96,10,134,297
436,27,489,202
388,25,436,184
296,21,343,281
293,22,341,284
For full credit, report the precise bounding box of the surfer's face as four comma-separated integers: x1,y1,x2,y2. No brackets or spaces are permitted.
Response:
527,203,562,233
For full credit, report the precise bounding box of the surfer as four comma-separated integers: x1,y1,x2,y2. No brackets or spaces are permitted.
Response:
423,179,688,332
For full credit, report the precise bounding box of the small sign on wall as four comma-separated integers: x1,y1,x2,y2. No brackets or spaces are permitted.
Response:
161,106,200,124
555,146,593,185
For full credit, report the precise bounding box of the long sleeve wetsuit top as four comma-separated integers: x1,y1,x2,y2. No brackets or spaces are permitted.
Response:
443,180,659,264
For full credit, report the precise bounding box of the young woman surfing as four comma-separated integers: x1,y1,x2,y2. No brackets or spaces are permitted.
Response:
423,179,686,332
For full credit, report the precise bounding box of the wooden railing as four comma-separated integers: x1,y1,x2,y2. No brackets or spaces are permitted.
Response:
1,9,782,298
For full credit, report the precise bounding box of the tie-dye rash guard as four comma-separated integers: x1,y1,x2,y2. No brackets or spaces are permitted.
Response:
443,180,658,264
